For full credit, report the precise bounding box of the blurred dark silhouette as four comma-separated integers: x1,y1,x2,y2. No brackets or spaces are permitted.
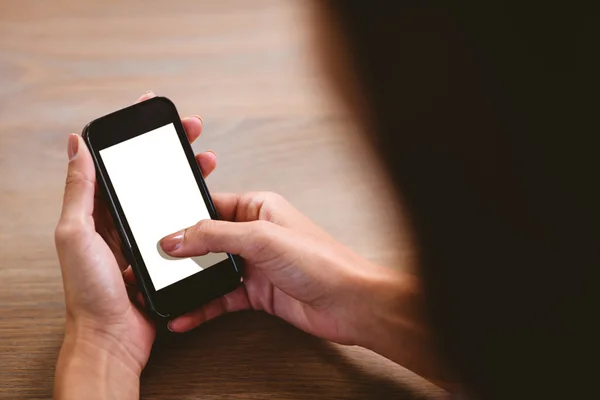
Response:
324,1,597,399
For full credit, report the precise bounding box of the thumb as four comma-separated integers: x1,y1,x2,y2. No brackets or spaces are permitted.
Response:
160,219,291,266
59,134,96,225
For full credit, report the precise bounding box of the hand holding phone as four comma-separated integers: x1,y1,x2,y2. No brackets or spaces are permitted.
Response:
54,93,431,394
83,96,242,318
54,92,229,397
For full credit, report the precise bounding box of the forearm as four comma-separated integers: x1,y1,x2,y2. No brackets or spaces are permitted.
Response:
357,267,458,391
54,325,140,400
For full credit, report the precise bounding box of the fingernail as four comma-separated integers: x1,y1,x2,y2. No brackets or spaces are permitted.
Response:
161,230,184,252
68,134,79,161
193,115,203,125
145,90,153,94
167,319,189,333
206,150,216,157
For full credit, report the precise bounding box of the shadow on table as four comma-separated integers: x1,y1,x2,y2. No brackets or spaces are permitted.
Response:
141,311,427,400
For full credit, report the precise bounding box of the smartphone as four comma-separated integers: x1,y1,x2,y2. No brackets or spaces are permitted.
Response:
83,96,242,319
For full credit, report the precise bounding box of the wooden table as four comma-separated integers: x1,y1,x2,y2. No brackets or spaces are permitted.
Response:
0,1,446,398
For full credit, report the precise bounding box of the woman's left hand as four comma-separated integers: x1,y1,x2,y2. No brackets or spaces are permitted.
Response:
53,92,216,400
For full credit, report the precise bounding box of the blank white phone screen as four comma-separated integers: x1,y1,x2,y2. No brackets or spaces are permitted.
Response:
99,123,228,291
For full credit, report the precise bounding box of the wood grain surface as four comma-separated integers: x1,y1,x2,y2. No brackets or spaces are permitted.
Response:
0,1,446,398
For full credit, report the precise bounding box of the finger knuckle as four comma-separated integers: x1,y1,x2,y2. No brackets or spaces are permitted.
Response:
65,169,94,189
239,191,287,222
251,219,274,239
239,191,259,207
242,191,284,206
262,191,285,204
54,222,84,245
192,219,218,238
241,220,274,259
258,192,288,222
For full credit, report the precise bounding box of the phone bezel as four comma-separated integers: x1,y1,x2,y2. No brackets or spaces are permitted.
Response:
82,96,241,319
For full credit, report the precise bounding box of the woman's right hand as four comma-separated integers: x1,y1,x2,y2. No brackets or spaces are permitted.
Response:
160,192,429,362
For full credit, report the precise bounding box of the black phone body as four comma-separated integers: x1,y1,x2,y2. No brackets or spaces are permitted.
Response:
83,96,241,319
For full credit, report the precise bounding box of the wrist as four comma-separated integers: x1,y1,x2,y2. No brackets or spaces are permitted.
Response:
354,266,454,387
55,321,141,400
354,266,424,350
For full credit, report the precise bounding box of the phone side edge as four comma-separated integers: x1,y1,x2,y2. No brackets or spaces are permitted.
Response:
82,123,170,320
